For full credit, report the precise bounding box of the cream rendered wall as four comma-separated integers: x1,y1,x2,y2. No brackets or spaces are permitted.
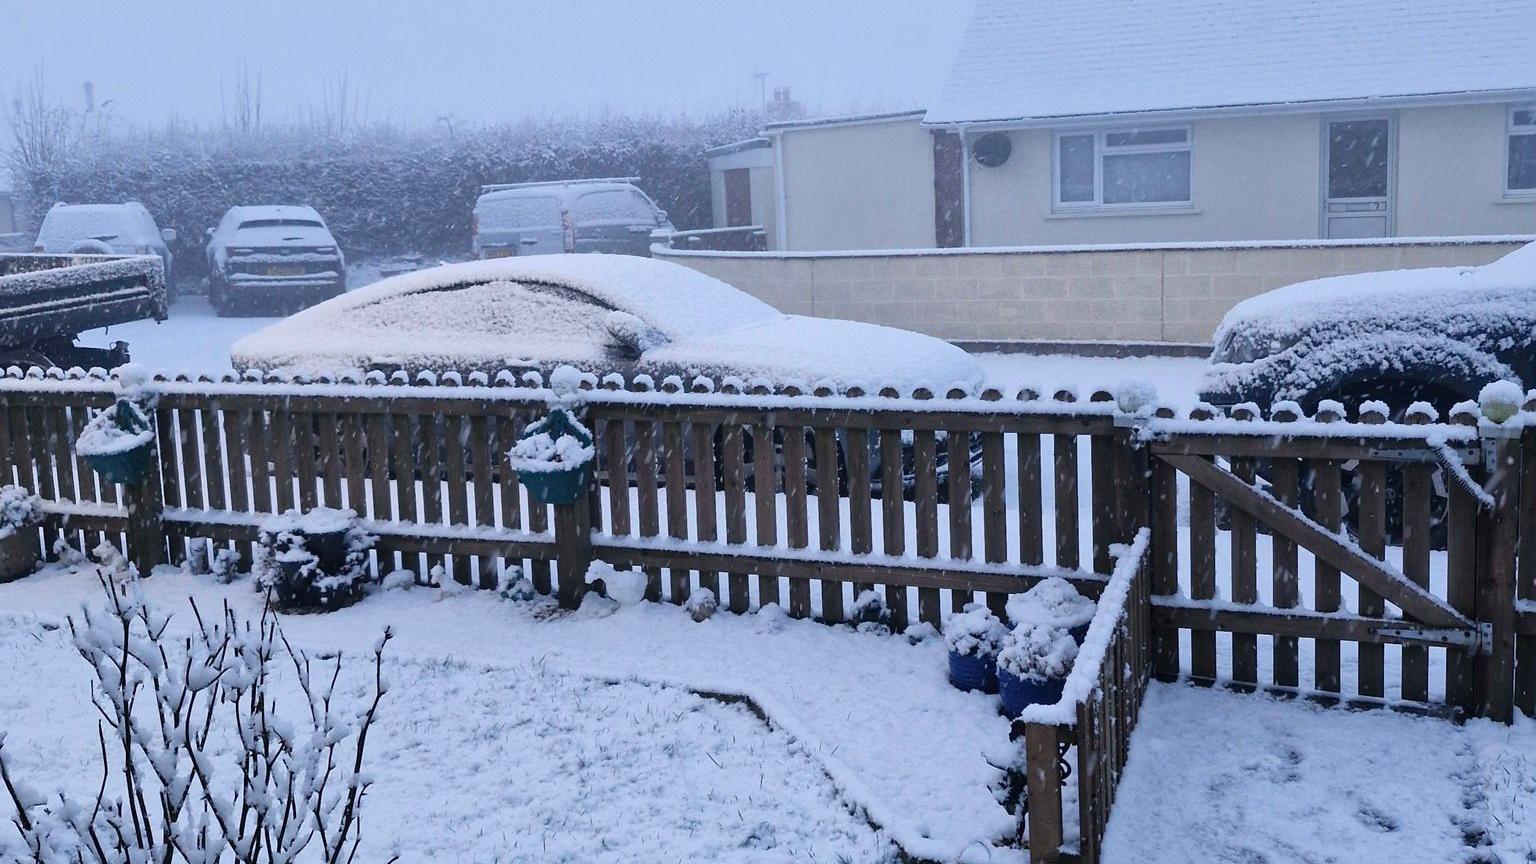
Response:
1397,103,1536,236
968,114,1321,246
778,117,935,251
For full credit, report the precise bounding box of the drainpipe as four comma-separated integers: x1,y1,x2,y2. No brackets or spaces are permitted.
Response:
959,125,972,247
770,130,789,251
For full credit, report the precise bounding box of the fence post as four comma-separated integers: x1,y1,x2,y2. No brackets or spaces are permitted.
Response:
1024,723,1064,863
552,488,592,610
125,410,168,576
1477,422,1521,722
1517,424,1536,717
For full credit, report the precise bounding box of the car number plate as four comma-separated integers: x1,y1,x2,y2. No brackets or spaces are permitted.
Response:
484,247,517,259
267,264,306,276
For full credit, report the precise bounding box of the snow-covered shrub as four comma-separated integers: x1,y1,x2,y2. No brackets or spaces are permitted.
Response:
507,409,595,474
1006,577,1095,631
0,485,42,538
0,568,392,863
685,587,718,622
209,548,242,584
498,566,537,602
754,602,789,634
253,507,376,611
945,606,1009,658
586,560,647,606
851,589,888,629
1478,380,1525,424
997,624,1079,683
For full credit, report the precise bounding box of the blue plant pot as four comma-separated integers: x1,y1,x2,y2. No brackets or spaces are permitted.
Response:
518,463,593,505
998,667,1067,718
84,441,154,486
947,650,999,694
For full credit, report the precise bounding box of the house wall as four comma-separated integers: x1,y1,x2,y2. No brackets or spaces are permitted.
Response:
758,102,1535,250
1397,103,1536,235
653,237,1527,344
776,116,936,251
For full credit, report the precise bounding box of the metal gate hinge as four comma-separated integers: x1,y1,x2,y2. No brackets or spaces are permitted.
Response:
1373,622,1489,654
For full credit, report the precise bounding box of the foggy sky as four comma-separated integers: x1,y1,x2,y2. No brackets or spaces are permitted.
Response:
0,1,972,127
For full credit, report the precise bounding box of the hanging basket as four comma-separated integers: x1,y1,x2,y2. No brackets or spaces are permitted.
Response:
511,408,594,505
77,398,156,486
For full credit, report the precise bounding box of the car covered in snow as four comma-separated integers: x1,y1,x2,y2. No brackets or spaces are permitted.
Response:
472,179,674,259
234,255,986,497
1200,242,1536,416
34,202,176,290
233,254,982,390
205,205,345,316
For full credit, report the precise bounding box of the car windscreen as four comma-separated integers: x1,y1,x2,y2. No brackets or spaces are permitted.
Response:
236,219,325,230
477,196,561,230
571,190,654,225
343,279,615,363
38,208,143,245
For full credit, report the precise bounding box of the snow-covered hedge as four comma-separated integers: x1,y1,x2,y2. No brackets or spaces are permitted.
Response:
16,112,760,282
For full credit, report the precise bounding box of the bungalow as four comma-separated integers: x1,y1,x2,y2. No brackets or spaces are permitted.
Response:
714,0,1536,251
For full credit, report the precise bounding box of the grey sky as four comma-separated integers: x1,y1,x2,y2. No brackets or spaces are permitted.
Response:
1,1,972,126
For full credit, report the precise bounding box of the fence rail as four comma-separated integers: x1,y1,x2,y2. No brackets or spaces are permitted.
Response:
0,367,1533,863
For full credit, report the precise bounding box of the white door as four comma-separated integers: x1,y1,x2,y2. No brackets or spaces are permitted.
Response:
1323,117,1394,239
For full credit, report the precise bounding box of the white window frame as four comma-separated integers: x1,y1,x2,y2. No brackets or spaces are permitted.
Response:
1051,125,1194,212
1507,104,1536,198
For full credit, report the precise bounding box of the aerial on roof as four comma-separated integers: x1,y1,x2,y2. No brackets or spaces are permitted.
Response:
926,0,1536,125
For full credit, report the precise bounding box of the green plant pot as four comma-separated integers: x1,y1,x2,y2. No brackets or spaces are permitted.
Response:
519,463,593,505
0,527,40,583
85,441,155,486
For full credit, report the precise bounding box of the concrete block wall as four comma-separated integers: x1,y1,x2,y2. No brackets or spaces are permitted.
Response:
656,238,1528,345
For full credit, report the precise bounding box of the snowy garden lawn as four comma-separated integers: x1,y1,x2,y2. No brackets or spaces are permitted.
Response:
4,563,1534,863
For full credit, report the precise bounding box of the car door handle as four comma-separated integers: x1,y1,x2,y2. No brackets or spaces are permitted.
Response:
521,238,539,245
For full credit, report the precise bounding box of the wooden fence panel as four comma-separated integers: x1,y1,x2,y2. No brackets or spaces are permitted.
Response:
815,425,842,621
755,421,783,606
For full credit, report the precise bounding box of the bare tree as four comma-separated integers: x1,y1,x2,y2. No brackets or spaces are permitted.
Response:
0,568,395,864
221,61,264,138
6,67,75,178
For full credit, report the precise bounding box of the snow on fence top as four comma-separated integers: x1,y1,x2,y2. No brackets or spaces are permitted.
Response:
0,362,1525,443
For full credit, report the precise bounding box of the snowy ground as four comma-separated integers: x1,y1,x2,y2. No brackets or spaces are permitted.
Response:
4,562,1532,864
1107,683,1536,864
79,295,1207,405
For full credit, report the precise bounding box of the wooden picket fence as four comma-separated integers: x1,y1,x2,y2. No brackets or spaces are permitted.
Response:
0,368,1533,864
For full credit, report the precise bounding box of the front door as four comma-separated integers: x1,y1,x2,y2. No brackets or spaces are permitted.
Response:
1324,117,1394,239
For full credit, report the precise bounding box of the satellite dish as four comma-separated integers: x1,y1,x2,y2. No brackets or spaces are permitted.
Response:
972,132,1012,168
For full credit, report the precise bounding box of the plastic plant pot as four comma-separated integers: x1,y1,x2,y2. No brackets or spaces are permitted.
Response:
1069,621,1092,644
513,409,594,505
304,528,351,573
997,667,1067,719
948,651,999,693
85,442,154,486
0,528,40,583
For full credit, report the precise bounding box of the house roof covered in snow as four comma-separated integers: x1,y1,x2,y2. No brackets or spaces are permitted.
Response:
925,0,1536,126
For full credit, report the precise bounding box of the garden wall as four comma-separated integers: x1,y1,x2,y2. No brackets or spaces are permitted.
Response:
654,235,1531,345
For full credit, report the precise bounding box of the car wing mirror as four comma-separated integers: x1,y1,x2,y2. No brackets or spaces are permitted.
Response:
605,310,669,359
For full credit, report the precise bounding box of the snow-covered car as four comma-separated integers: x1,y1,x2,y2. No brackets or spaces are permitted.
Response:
34,202,176,290
472,179,674,259
234,254,986,498
205,205,345,316
1200,242,1536,416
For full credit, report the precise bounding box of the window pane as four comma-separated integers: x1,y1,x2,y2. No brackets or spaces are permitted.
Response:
1511,134,1536,191
1058,135,1095,203
1102,151,1191,204
573,190,653,223
1328,120,1390,199
1104,129,1187,147
1514,109,1535,128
